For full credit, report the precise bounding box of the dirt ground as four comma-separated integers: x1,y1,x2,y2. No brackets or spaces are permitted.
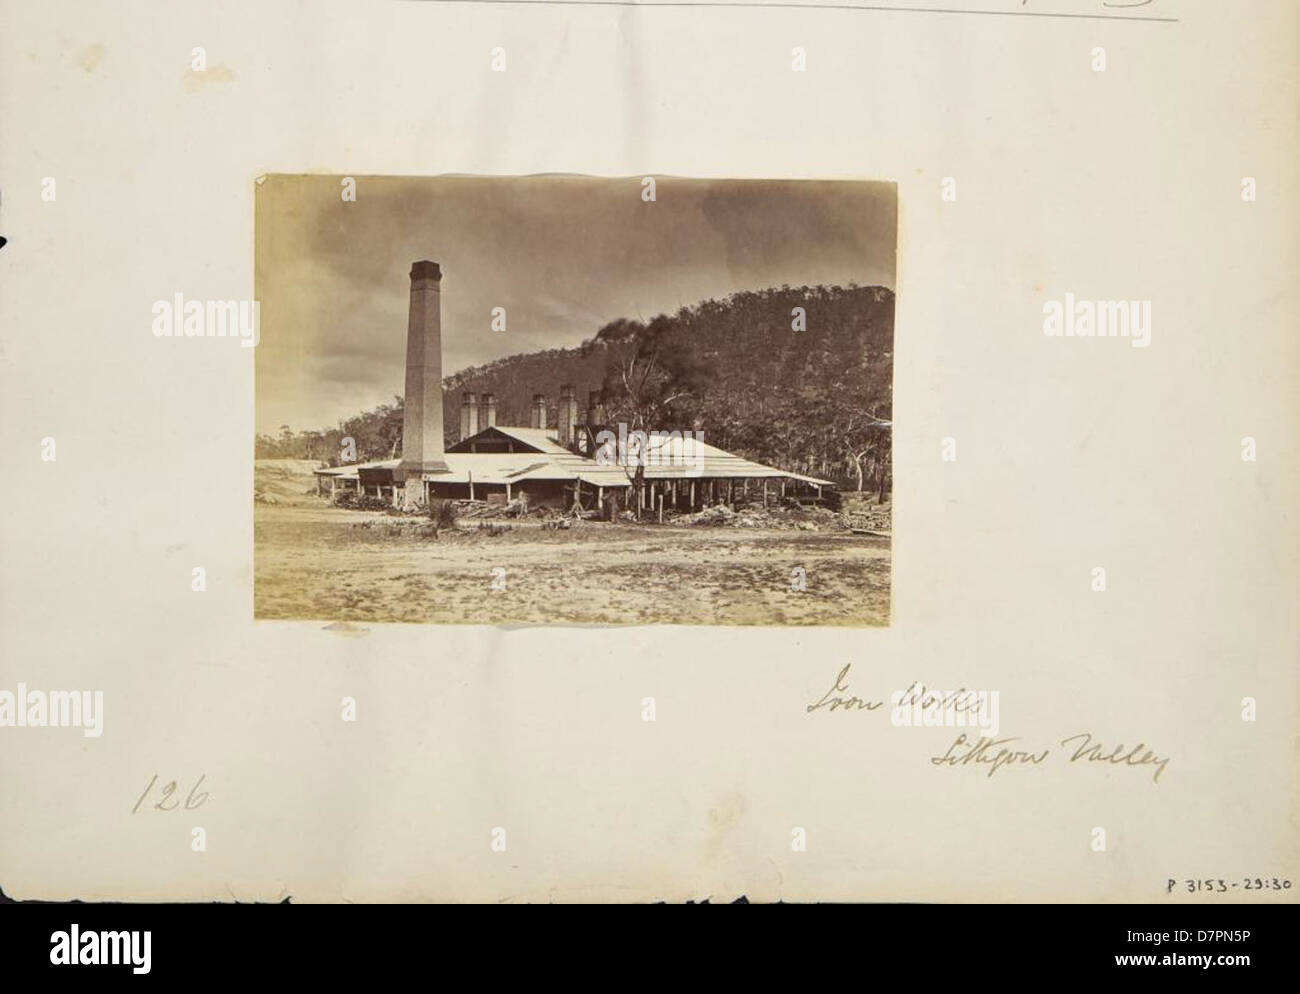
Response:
254,503,891,627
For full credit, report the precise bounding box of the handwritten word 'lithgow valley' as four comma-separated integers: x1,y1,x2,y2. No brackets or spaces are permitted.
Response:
931,732,1170,783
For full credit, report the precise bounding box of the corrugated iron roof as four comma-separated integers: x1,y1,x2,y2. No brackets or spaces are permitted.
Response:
592,429,835,485
485,425,565,452
313,425,834,487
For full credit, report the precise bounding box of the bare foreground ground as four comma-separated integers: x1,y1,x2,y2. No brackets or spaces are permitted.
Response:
253,503,891,627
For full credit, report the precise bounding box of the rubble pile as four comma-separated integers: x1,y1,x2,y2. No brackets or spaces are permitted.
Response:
839,493,892,533
673,503,847,531
451,498,537,520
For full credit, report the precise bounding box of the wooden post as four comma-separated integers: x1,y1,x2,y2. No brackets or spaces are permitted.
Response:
762,479,768,505
468,470,474,501
690,481,696,508
780,479,786,498
657,493,664,523
506,482,512,502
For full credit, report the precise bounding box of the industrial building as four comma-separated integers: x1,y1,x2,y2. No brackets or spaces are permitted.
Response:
314,260,833,514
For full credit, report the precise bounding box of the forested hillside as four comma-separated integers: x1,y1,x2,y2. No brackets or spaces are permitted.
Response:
255,284,893,493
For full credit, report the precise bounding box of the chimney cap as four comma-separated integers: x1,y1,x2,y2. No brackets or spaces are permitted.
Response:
410,260,442,282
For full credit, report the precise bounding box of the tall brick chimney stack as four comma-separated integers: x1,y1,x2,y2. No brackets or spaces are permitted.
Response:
558,384,579,447
531,394,547,430
459,391,479,441
586,388,605,427
398,261,449,499
480,393,497,429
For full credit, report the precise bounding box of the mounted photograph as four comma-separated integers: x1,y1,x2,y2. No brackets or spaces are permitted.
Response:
254,174,895,626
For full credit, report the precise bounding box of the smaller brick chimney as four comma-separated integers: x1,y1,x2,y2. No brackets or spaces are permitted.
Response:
531,394,547,430
586,388,605,427
480,393,497,429
558,384,579,447
459,391,478,442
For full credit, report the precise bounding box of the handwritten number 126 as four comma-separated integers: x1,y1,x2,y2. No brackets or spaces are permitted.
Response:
132,774,209,813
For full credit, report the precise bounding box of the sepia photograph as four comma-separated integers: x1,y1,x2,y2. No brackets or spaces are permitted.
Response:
3,0,1296,961
254,175,896,626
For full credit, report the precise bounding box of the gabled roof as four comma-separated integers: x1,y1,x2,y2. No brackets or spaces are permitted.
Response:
486,425,565,452
593,429,836,486
312,452,632,488
314,424,834,488
445,425,562,455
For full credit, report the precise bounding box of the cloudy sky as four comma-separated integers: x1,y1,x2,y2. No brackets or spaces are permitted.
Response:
254,174,896,435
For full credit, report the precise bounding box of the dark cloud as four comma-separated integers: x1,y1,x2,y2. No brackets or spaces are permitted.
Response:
255,174,896,433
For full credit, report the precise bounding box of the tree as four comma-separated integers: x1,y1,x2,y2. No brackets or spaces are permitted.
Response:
597,315,716,516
